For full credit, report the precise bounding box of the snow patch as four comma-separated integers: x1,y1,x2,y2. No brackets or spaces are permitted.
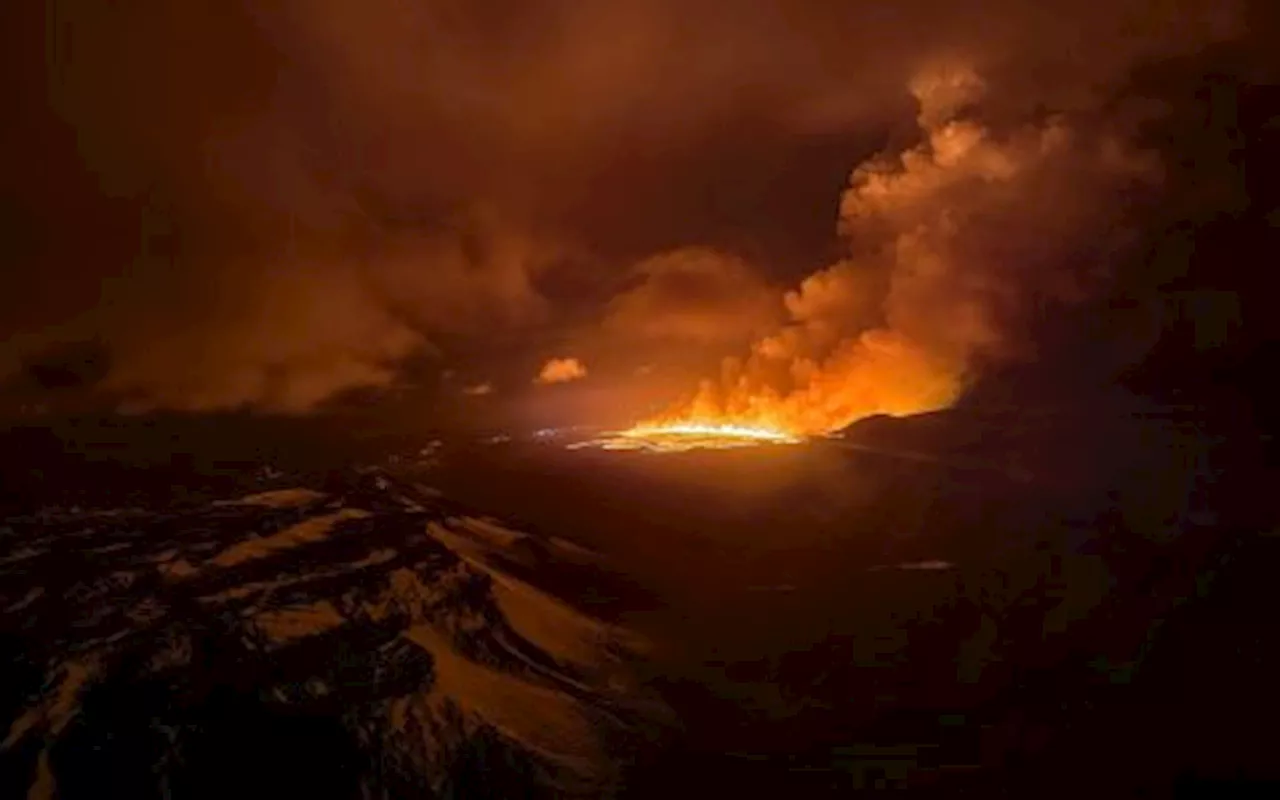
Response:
456,517,526,548
208,509,369,569
870,559,955,572
216,488,327,509
6,587,44,613
548,537,602,563
252,601,346,647
427,522,647,671
4,659,97,748
402,625,605,776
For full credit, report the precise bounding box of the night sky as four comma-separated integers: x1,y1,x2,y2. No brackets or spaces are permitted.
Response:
1,0,1274,430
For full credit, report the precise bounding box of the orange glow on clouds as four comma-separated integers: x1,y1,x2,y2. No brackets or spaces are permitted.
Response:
586,61,1160,453
535,357,588,385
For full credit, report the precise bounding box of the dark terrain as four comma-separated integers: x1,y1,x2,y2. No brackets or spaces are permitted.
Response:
0,450,670,798
2,386,1276,797
2,1,1277,796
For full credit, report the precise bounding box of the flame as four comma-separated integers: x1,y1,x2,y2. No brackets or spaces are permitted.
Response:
576,333,958,452
571,420,802,452
578,61,1156,455
624,422,799,442
605,327,961,450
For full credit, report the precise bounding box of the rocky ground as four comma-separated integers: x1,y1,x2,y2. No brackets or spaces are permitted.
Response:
1,394,1276,797
0,468,669,799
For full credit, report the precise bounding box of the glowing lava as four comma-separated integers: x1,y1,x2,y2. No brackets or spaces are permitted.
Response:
570,421,803,453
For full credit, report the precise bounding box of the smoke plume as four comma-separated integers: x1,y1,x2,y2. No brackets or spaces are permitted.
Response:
650,63,1162,434
0,0,1243,416
602,248,781,346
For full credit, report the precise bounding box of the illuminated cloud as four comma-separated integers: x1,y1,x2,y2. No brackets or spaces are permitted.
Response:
0,0,1245,415
644,62,1163,434
602,248,781,346
535,358,588,385
463,382,494,396
95,264,428,414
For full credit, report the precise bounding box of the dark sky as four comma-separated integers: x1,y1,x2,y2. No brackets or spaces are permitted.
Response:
0,0,1270,428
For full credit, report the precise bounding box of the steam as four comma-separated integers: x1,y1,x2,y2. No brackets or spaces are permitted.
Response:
1,0,1241,417
602,248,780,346
92,265,425,414
650,63,1161,435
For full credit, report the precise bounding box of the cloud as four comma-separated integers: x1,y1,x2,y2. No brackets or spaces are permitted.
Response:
1,3,563,414
0,201,564,413
647,61,1163,434
463,382,494,396
0,0,1247,416
602,248,781,346
94,261,429,414
535,357,588,385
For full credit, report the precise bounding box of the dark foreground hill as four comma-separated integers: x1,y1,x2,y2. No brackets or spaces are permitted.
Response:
2,392,1277,798
0,469,669,799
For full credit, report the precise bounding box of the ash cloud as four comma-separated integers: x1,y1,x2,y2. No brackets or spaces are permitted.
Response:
602,248,781,347
0,0,1248,415
662,64,1165,432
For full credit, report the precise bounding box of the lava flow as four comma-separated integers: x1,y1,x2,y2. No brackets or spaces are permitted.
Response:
570,421,803,453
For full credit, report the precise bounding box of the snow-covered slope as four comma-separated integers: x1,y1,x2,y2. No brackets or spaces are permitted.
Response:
0,470,667,799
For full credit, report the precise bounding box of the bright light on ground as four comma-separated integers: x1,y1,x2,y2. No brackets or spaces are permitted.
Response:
568,422,804,453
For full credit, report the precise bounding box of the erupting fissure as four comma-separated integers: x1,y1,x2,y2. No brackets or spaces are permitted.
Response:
622,422,799,442
576,58,1159,454
570,421,803,452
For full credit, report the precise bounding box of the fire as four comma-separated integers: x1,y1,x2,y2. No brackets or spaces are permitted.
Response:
604,327,963,451
625,422,799,443
570,421,803,453
575,62,1155,455
575,331,961,452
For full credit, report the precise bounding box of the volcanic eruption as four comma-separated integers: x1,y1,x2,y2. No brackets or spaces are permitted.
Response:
589,62,1160,452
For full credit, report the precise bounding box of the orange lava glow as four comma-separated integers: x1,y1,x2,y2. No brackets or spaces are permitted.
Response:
570,421,803,452
568,422,798,453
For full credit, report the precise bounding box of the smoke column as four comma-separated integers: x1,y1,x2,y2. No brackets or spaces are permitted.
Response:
647,64,1161,435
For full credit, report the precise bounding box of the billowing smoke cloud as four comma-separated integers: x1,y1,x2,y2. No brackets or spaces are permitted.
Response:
0,0,1243,415
1,211,557,414
1,2,566,414
535,358,588,385
652,63,1163,434
602,248,781,346
463,382,494,397
99,265,426,414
